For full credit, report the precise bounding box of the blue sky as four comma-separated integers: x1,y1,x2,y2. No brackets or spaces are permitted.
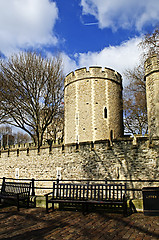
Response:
0,0,158,85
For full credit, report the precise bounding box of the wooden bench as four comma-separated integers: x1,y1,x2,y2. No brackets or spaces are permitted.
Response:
0,178,31,211
45,182,127,216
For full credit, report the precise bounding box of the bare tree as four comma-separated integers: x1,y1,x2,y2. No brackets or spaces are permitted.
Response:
0,125,13,148
123,28,159,135
123,64,147,135
0,79,8,124
13,131,31,144
0,125,12,135
139,28,159,58
45,107,64,144
0,52,64,151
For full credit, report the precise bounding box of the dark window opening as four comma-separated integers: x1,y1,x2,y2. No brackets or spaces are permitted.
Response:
91,141,94,150
76,143,79,150
104,107,107,118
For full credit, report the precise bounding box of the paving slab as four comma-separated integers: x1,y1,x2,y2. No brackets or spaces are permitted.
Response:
0,207,159,240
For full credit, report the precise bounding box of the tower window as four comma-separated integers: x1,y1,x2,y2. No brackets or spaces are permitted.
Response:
15,168,19,179
57,167,61,180
104,107,107,118
76,113,79,125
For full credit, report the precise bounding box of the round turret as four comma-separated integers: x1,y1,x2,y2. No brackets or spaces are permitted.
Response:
145,55,159,138
64,66,124,144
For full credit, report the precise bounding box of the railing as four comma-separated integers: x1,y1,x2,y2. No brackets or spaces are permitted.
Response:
0,177,159,197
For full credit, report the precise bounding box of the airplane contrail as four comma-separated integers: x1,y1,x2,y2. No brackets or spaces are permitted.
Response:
84,22,98,26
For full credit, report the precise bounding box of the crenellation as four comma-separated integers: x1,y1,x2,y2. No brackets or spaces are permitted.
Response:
74,67,87,78
89,66,103,75
65,67,122,87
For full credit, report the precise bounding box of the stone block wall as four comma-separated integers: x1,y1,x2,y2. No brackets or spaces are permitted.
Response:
0,136,159,196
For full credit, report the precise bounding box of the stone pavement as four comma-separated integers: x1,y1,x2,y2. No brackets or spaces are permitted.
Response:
0,207,159,240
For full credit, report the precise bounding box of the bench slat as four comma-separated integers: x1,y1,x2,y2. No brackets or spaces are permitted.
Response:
45,182,127,215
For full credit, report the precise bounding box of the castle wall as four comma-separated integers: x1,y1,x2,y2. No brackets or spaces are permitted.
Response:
1,57,159,199
0,137,159,196
64,67,124,144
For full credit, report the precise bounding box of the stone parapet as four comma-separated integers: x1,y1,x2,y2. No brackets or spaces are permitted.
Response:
65,67,122,88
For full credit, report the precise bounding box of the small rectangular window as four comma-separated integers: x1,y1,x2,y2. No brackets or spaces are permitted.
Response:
57,167,61,180
104,107,107,118
15,168,19,179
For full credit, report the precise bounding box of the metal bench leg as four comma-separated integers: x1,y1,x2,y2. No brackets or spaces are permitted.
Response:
82,203,88,215
123,201,127,216
17,195,20,211
27,197,29,209
46,195,49,213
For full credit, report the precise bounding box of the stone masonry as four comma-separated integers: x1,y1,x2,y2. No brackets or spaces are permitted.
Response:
0,136,159,196
64,67,123,144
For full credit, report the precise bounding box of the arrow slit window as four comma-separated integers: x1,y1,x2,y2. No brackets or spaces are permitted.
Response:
104,107,107,119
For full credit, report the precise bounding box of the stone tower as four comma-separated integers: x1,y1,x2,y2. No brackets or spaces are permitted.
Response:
64,67,124,144
145,55,159,138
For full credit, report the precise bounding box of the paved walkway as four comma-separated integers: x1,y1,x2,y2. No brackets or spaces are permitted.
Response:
0,207,159,240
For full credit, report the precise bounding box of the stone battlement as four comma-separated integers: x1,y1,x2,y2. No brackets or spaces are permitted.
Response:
0,135,156,157
0,135,154,156
65,66,122,87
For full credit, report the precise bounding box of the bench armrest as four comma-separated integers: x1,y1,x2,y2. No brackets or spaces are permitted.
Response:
123,194,127,201
45,192,53,197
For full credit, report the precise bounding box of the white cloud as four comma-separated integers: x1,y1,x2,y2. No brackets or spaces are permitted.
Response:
46,36,143,86
80,0,159,31
74,37,143,86
38,36,143,86
46,51,78,76
61,53,78,75
0,0,58,56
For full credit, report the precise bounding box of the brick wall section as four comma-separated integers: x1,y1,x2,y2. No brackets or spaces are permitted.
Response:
0,137,159,196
